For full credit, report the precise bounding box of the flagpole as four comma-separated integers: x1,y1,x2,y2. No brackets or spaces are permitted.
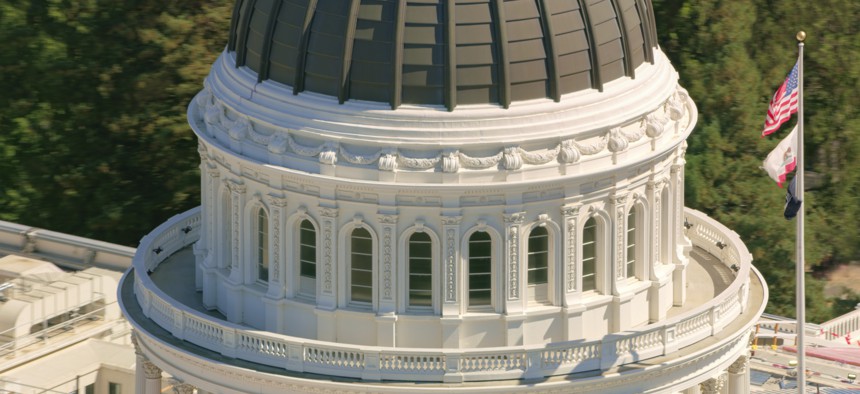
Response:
795,30,806,394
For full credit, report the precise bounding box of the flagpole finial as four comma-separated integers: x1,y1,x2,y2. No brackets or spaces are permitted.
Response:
796,31,807,42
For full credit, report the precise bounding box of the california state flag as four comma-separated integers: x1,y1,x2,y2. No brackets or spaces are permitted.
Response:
762,126,797,187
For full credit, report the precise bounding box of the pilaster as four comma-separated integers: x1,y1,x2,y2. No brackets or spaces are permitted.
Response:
441,215,462,317
226,180,247,285
561,205,581,307
377,213,398,314
317,206,339,310
503,212,526,315
266,194,288,299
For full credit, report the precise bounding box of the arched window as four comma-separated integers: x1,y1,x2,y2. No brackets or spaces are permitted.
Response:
527,227,549,303
299,219,316,297
582,217,597,292
350,228,373,304
256,207,269,283
626,209,637,279
408,232,432,308
468,231,492,308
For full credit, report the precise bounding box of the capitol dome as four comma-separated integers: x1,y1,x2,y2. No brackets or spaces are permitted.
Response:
119,1,768,393
227,0,657,109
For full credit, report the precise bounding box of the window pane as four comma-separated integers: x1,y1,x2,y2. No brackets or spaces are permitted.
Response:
469,273,491,290
351,284,372,303
528,268,548,284
582,218,597,292
353,237,373,254
300,261,316,278
582,274,596,292
352,253,373,271
469,289,491,306
410,274,432,290
409,291,432,306
470,257,491,274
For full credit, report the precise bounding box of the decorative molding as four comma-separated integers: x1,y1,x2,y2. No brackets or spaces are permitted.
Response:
503,212,526,224
699,375,725,394
727,354,748,374
142,360,163,379
445,228,456,302
199,95,686,175
173,383,196,394
229,116,251,140
505,212,526,300
377,214,398,225
614,194,628,280
562,206,580,292
607,127,629,153
382,226,393,299
322,219,334,294
441,216,463,226
459,151,503,169
318,207,339,218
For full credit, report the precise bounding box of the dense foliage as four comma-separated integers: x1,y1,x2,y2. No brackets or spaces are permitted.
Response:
1,1,857,319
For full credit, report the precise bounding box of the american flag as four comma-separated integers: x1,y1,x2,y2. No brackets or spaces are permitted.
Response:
762,62,799,136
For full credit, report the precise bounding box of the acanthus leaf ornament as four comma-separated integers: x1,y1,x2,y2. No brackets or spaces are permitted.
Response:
229,116,251,140
607,127,629,153
204,102,223,133
502,147,523,170
318,142,338,165
645,112,669,138
378,150,398,171
442,149,460,173
268,133,288,154
558,140,582,164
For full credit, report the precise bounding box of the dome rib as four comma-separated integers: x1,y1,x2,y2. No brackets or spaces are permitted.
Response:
227,0,658,109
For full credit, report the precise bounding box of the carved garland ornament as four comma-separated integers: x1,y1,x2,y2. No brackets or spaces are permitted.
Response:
197,89,685,173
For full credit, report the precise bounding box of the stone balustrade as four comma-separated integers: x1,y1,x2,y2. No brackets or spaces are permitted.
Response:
129,207,753,382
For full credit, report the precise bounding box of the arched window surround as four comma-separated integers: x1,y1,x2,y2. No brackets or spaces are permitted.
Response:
397,223,441,314
579,209,611,296
337,219,379,310
521,218,561,306
287,209,320,301
624,198,650,282
460,223,503,314
243,196,271,287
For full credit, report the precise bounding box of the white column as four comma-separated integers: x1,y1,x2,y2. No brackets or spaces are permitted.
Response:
682,385,701,394
132,335,146,394
727,355,750,394
142,360,163,394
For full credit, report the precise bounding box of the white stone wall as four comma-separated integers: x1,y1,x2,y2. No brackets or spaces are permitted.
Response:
189,49,697,349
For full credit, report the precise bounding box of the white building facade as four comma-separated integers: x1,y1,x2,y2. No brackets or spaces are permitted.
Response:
120,1,767,393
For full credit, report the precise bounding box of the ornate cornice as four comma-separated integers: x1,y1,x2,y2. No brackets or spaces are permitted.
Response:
194,85,692,175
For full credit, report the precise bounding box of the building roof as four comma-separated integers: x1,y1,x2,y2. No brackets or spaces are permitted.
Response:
227,0,658,110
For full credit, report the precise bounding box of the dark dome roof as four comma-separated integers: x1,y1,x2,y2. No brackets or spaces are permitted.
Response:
227,0,658,110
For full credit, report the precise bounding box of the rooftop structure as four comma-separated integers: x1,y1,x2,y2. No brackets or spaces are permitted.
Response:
119,1,769,393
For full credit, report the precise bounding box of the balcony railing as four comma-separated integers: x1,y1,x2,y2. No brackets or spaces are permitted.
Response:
128,207,755,382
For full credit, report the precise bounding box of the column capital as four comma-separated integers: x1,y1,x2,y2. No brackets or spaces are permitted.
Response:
142,360,162,379
727,354,749,374
173,383,196,394
699,375,725,394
